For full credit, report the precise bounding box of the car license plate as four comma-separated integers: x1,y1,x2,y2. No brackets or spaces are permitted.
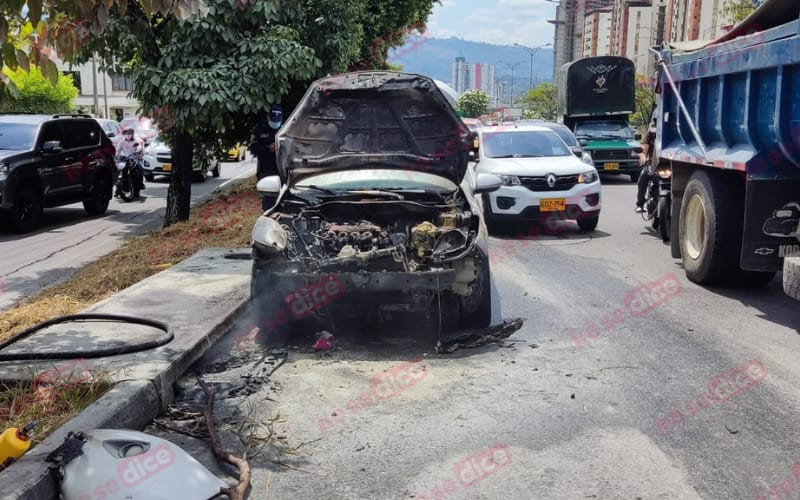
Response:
540,198,566,212
162,163,172,172
604,162,620,171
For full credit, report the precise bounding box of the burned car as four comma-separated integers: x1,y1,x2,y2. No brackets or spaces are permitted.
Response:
250,72,502,336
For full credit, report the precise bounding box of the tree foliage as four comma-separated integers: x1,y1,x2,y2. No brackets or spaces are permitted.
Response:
723,0,757,23
520,83,557,121
456,90,489,118
0,65,77,113
632,80,656,134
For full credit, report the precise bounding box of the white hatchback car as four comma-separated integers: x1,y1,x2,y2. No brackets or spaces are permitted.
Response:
475,125,602,231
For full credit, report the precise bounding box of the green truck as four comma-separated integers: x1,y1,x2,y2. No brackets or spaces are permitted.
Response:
556,56,643,182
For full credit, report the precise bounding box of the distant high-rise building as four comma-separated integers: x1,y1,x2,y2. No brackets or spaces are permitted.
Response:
451,57,496,98
611,1,653,75
451,56,470,94
551,0,614,76
583,7,614,57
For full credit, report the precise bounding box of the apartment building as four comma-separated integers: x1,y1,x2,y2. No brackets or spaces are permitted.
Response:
53,55,140,120
582,7,614,57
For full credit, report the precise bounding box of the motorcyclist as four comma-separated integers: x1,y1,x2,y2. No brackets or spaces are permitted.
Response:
635,113,657,213
118,126,146,191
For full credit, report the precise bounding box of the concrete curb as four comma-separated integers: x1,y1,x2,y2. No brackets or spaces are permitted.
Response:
0,249,252,499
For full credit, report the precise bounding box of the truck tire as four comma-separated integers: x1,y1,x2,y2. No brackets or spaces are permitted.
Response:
678,170,743,285
784,254,800,300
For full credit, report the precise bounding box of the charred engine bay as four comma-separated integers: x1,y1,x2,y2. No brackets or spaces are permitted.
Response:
255,194,481,285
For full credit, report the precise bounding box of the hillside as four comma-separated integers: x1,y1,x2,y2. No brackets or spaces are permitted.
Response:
388,36,555,93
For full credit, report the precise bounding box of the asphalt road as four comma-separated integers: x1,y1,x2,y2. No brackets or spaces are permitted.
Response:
0,157,256,311
154,176,800,500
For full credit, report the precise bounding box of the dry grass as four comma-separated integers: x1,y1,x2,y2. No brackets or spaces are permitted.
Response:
0,176,263,345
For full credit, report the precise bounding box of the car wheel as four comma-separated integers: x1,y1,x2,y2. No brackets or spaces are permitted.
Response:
658,196,670,242
83,173,112,215
458,251,491,328
212,161,221,178
10,186,42,233
577,214,599,231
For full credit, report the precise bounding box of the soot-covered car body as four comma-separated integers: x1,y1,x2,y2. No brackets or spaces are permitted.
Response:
250,72,501,333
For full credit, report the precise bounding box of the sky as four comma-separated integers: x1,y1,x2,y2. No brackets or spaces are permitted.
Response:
425,0,559,47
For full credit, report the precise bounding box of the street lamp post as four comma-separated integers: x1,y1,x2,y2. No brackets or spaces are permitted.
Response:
514,42,552,92
500,60,524,105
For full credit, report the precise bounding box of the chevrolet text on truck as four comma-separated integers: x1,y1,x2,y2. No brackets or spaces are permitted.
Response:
653,0,800,300
556,56,643,182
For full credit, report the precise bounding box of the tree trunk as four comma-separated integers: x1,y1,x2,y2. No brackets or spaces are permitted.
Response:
164,129,193,227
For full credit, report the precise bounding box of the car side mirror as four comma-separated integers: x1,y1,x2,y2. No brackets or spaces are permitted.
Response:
42,141,63,153
571,147,583,158
256,175,282,195
474,173,502,194
578,139,588,147
634,132,642,140
469,151,477,162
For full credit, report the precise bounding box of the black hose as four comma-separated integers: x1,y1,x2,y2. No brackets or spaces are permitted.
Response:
0,314,173,361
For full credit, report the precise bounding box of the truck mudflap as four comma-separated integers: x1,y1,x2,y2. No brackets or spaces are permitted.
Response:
741,179,800,271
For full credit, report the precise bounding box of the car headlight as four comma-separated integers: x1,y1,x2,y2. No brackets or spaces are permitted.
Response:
578,170,599,184
252,216,289,255
581,152,593,165
0,163,9,181
498,175,521,186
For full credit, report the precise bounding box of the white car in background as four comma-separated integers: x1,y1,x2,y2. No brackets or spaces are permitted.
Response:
142,135,220,181
475,124,602,231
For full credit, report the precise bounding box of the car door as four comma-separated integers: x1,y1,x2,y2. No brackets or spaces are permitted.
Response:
60,119,103,196
37,121,71,203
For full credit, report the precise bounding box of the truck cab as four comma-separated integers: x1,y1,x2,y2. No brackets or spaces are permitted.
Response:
573,119,642,180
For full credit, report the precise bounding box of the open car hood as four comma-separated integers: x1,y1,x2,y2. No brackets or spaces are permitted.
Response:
276,72,472,185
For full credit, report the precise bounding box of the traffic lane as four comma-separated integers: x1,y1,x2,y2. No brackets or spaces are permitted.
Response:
210,183,800,498
0,159,256,310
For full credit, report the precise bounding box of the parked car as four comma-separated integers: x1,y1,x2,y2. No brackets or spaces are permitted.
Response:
250,71,502,335
119,116,159,145
517,120,594,166
226,144,247,162
475,124,601,231
96,118,123,150
142,135,220,181
462,118,484,133
0,114,115,232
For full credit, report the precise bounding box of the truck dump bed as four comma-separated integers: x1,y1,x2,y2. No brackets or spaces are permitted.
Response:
659,3,800,173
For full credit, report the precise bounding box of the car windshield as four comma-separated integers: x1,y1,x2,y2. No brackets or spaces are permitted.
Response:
294,169,457,193
481,130,571,158
543,125,578,147
0,123,38,150
574,121,633,139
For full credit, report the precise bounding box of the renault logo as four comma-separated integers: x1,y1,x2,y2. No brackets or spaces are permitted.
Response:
546,174,557,188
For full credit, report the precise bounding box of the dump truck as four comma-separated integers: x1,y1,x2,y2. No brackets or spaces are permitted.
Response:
556,56,643,182
654,0,800,299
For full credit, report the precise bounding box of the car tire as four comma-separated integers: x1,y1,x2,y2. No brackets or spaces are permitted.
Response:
678,170,743,285
10,186,42,233
783,254,800,301
577,214,599,231
83,173,112,215
630,171,640,183
458,251,492,328
658,196,670,242
212,161,221,178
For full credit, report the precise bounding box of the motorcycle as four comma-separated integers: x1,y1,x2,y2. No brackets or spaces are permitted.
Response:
115,153,145,202
641,163,672,242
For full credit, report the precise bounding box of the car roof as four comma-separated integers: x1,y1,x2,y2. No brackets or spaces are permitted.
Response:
0,114,52,125
479,124,555,133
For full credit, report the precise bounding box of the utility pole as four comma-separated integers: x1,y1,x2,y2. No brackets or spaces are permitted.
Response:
91,55,99,116
514,42,552,91
500,60,524,105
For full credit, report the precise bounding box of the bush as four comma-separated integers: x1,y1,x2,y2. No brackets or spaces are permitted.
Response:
0,67,78,114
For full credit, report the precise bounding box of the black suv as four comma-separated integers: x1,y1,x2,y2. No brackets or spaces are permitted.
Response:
0,114,116,232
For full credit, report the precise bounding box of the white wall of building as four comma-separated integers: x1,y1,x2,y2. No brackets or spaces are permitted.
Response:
583,10,613,57
55,55,140,119
624,5,653,75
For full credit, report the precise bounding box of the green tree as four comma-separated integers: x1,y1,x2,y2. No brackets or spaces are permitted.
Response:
456,90,489,118
520,82,557,120
0,65,77,113
723,0,757,23
632,80,656,134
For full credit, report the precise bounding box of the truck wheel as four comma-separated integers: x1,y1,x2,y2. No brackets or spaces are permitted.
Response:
784,254,800,300
678,170,743,285
658,196,670,242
